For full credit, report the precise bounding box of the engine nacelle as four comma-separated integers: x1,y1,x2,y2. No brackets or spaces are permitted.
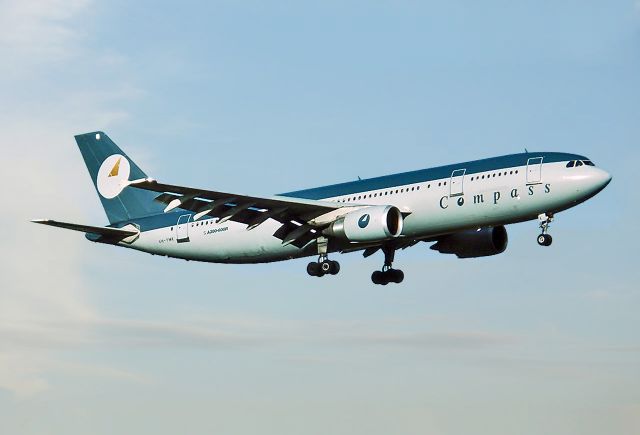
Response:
324,205,403,243
430,226,508,258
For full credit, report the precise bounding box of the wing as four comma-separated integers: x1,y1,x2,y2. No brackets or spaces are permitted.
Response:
128,178,359,248
31,219,140,243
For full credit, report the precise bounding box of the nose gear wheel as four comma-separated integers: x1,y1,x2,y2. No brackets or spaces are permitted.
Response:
537,213,554,246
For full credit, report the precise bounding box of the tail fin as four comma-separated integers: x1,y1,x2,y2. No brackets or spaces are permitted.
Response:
75,131,165,224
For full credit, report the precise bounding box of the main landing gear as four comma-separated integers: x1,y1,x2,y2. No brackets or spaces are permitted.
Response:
371,247,404,285
307,236,341,277
307,259,340,277
537,213,554,247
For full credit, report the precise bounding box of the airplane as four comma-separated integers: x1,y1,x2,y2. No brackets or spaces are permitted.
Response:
33,132,612,285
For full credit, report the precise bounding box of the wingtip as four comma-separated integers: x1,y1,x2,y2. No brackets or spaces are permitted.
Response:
31,219,48,224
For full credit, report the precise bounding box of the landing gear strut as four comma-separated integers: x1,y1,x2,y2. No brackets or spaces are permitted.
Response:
307,236,340,277
371,247,404,285
537,213,553,246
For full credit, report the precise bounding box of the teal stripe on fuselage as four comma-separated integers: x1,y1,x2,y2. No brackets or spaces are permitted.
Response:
280,152,586,200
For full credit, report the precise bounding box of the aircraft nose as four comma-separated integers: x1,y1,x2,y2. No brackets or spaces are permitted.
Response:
593,168,612,189
588,167,612,194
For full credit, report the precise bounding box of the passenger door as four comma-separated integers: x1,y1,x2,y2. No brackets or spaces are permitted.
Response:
526,157,543,184
450,169,466,197
176,214,191,243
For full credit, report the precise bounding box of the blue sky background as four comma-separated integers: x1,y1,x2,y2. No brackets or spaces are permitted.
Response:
1,1,638,434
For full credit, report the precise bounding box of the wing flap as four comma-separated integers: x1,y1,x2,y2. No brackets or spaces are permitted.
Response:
130,178,346,228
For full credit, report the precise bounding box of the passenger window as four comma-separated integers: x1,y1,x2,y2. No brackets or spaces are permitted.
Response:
566,161,575,168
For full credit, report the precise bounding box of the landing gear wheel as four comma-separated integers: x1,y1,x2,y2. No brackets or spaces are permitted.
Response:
320,261,332,274
371,270,385,285
328,260,340,275
307,262,322,277
390,269,404,284
537,234,552,246
371,246,405,285
537,213,554,247
307,260,340,277
306,236,340,277
371,268,404,285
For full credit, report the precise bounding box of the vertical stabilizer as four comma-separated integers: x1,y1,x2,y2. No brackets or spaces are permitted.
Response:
75,131,164,224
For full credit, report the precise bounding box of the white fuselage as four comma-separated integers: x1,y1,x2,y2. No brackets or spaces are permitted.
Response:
124,161,610,263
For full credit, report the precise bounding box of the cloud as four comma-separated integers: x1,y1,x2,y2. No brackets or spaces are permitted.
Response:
89,318,271,347
0,0,90,72
0,312,519,396
0,352,49,399
0,0,145,398
342,331,516,349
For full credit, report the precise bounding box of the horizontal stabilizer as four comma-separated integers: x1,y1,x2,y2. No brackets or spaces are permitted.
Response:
31,219,139,240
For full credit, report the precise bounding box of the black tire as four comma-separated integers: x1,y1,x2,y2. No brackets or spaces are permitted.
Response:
371,270,384,285
391,269,404,284
307,262,321,277
544,234,553,246
537,234,547,246
329,260,340,275
320,261,332,274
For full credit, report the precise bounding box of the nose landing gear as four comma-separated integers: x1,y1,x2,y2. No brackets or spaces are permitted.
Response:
537,213,554,246
371,246,404,285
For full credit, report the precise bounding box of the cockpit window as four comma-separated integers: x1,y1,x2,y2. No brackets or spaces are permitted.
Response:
566,161,575,168
576,160,583,167
583,160,595,166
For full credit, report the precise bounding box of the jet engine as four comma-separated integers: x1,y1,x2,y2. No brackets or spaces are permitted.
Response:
324,205,403,243
430,226,508,258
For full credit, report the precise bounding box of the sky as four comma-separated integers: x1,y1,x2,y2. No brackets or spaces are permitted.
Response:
0,1,639,434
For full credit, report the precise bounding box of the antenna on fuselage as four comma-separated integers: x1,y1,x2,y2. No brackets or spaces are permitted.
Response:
524,147,529,153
